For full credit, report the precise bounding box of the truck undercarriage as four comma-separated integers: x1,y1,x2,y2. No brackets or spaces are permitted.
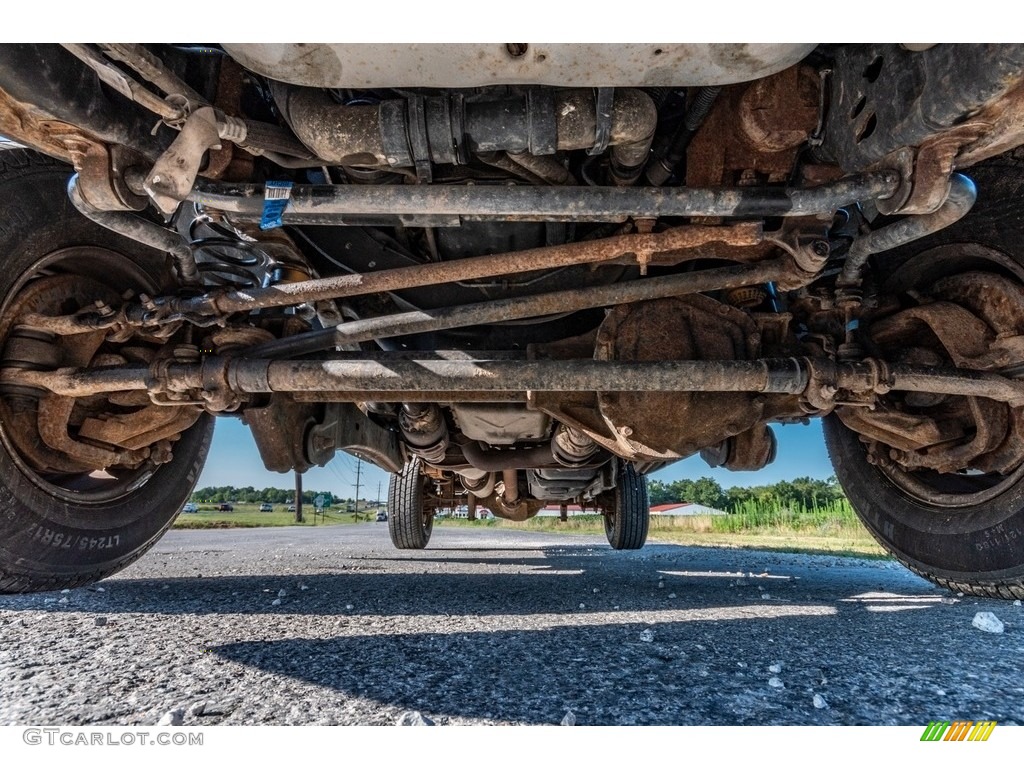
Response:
1,43,1024,598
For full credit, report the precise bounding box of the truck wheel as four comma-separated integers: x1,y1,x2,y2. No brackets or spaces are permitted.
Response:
602,461,650,550
825,415,1024,599
828,154,1024,600
388,457,433,549
0,149,214,593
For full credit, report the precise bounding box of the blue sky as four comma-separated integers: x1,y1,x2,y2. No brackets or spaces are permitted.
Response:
196,418,836,500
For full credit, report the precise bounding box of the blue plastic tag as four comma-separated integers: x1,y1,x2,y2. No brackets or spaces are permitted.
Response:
259,180,293,230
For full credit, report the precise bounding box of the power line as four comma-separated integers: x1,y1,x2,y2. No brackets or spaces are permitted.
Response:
353,457,362,513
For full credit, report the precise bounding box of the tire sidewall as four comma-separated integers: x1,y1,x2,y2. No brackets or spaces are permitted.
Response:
824,414,1024,582
0,151,210,589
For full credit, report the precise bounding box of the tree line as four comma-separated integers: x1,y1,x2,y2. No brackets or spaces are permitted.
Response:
190,485,345,505
192,477,847,514
648,475,848,513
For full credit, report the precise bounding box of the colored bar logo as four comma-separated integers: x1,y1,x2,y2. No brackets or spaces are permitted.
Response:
921,721,997,741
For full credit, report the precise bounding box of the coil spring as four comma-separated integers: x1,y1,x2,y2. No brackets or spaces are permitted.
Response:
188,217,271,289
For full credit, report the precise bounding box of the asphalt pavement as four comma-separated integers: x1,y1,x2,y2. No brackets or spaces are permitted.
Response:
0,524,1021,726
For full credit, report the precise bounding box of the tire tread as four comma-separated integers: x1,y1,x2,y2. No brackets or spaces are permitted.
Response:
605,462,650,550
388,458,431,549
825,417,1024,600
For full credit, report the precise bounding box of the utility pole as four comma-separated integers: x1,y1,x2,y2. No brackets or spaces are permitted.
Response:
353,457,362,515
294,471,303,523
376,481,381,511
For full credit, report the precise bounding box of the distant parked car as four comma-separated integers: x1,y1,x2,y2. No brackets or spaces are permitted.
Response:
376,510,388,522
217,502,233,512
182,502,198,514
259,503,273,512
287,504,295,513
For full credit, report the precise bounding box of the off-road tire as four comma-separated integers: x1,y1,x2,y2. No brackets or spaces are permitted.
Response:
602,461,650,550
388,457,433,549
0,149,215,593
831,147,1024,599
825,416,1024,599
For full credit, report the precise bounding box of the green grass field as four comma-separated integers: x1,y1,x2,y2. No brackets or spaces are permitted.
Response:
436,508,886,558
173,502,378,529
175,502,885,558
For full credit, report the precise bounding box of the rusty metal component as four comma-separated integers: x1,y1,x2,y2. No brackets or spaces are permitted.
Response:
0,328,61,392
1,403,94,474
645,86,721,186
68,175,201,286
0,46,173,163
490,468,536,521
477,152,548,184
501,469,520,503
241,397,320,473
0,87,86,165
764,222,832,276
0,273,199,472
837,402,963,451
15,309,119,337
143,106,222,215
738,67,820,153
871,303,993,367
552,424,600,468
873,271,1024,371
557,89,656,185
480,487,541,522
205,327,276,354
1,274,122,353
593,294,766,460
36,394,150,468
974,406,1024,475
172,223,765,319
76,143,147,212
78,404,201,450
837,173,976,289
98,44,206,107
203,57,246,180
870,128,987,218
700,423,777,471
0,357,810,399
450,403,549,447
254,359,810,396
398,403,449,464
305,402,403,472
506,152,573,185
840,264,1024,476
461,442,559,471
956,81,1024,167
872,365,1024,407
13,354,1024,482
247,258,801,359
293,391,527,403
820,44,1024,172
724,287,768,308
901,129,987,215
188,171,901,226
271,84,656,184
850,397,1008,474
61,44,186,124
15,223,777,338
687,66,820,187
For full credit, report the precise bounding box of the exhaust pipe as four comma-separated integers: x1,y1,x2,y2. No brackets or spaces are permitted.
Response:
271,84,656,185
